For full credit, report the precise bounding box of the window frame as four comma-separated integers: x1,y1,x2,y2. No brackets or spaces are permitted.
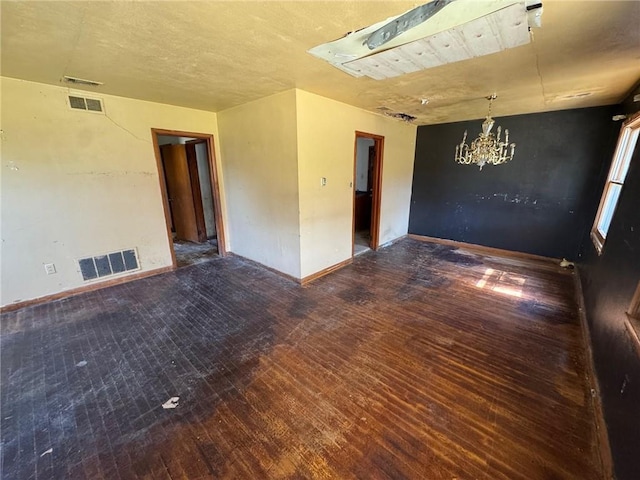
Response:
629,282,640,320
625,282,640,358
591,112,640,254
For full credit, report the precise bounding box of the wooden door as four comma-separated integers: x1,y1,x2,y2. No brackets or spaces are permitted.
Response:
161,144,200,243
185,142,207,242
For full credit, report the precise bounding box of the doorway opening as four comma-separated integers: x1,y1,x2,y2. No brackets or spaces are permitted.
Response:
353,131,384,256
151,129,226,268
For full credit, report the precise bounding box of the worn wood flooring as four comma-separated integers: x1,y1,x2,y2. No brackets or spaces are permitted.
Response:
1,237,602,479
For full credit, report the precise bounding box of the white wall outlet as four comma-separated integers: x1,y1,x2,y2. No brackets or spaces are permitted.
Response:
44,263,56,275
321,177,327,186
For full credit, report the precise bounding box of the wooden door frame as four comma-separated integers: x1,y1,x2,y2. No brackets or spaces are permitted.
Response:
151,128,227,269
352,131,384,255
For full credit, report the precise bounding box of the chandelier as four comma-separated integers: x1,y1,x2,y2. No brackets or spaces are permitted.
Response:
454,95,516,170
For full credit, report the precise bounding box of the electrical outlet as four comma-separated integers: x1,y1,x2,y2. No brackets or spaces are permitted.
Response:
321,177,327,186
44,263,56,275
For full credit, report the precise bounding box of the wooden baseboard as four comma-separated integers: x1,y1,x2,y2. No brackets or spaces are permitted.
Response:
0,266,174,314
572,267,614,479
301,258,353,286
227,253,300,284
377,234,408,250
408,234,560,265
228,253,353,287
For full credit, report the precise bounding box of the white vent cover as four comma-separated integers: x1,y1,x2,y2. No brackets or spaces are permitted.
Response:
68,95,104,114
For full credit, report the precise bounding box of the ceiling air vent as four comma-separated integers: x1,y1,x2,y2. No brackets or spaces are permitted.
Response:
68,95,104,114
63,75,103,87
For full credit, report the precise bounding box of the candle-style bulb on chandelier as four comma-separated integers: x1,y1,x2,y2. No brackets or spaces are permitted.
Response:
454,94,516,170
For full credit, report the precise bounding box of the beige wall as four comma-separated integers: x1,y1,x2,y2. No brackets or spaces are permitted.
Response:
217,90,301,278
1,80,415,306
217,88,415,281
0,77,221,307
295,90,417,278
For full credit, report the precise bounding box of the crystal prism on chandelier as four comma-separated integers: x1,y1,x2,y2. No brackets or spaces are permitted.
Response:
454,95,516,170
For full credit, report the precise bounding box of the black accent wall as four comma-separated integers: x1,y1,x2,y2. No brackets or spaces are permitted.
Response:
409,106,618,259
578,92,640,480
410,103,640,476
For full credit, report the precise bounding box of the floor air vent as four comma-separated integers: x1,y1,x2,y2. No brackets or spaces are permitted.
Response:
78,249,139,281
68,95,104,113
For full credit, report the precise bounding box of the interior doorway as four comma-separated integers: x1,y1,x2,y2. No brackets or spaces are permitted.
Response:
151,129,226,268
353,131,384,256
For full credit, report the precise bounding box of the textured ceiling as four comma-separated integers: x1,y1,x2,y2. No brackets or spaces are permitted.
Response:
1,1,639,125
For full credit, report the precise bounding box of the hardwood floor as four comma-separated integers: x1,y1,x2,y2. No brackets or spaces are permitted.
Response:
0,238,602,479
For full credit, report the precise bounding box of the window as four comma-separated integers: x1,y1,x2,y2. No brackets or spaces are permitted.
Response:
591,113,640,253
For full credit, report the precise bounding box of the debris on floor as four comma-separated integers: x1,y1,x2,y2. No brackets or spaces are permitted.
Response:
162,397,180,409
40,448,53,457
76,360,88,367
559,258,575,269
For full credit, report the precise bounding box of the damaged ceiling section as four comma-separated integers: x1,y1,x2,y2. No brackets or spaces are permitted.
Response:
308,0,543,80
2,1,637,125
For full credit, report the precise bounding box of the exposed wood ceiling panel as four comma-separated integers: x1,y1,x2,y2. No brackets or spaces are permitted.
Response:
343,3,531,80
1,1,639,125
